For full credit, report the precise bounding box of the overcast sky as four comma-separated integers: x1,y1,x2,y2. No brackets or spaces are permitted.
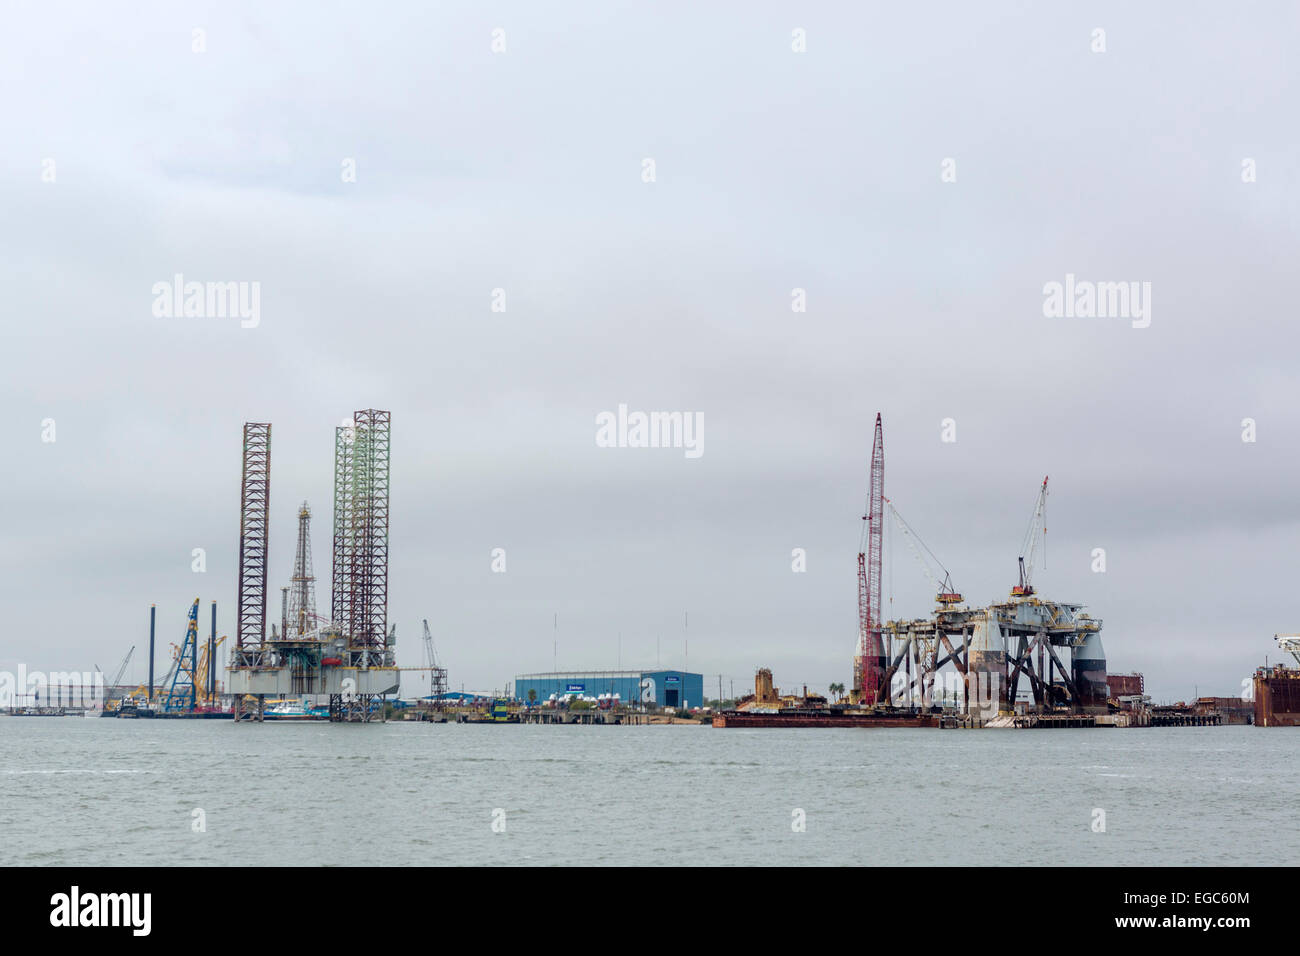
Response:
4,2,1298,702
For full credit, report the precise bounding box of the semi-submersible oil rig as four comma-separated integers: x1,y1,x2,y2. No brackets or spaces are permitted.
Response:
716,414,1115,729
850,414,1109,720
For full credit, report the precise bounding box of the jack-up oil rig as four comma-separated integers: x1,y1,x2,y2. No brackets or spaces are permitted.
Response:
226,410,399,721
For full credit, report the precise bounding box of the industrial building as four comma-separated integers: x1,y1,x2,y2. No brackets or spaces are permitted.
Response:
513,670,704,709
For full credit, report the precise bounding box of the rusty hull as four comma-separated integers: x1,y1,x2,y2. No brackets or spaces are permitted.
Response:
712,710,939,729
1253,666,1300,727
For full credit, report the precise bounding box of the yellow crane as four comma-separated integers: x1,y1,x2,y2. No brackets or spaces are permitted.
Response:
117,634,227,710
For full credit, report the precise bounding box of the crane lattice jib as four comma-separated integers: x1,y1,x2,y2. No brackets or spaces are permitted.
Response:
109,646,135,689
1276,634,1300,667
885,498,961,602
1014,476,1049,595
422,619,449,699
1024,476,1049,575
857,414,885,704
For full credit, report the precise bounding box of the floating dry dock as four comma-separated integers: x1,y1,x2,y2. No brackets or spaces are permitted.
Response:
1251,636,1300,726
710,653,1248,730
1253,665,1300,726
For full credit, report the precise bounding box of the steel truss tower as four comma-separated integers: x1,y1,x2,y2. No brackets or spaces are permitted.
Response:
287,501,317,638
329,409,392,721
235,423,271,668
349,408,390,654
331,424,354,636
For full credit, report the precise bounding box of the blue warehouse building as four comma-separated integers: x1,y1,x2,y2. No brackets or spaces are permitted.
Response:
513,670,704,709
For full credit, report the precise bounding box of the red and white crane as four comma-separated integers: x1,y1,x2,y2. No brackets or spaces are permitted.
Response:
856,414,885,706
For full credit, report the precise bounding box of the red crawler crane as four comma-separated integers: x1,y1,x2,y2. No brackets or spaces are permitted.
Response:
857,414,885,706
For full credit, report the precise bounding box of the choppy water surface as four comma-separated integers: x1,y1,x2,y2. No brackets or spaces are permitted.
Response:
0,719,1293,865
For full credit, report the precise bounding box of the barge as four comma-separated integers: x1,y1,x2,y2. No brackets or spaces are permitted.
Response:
712,709,939,729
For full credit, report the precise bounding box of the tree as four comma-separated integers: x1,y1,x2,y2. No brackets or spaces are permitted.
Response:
527,688,537,705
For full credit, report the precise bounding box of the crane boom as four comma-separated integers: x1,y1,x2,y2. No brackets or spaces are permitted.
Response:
110,646,135,688
884,498,962,605
421,618,449,702
1013,476,1049,597
1276,634,1300,667
422,619,438,669
856,414,885,706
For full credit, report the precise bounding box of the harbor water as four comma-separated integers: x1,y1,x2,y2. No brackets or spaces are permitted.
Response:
1,720,1294,866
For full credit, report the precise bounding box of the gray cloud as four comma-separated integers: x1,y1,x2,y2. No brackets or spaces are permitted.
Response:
4,2,1298,701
